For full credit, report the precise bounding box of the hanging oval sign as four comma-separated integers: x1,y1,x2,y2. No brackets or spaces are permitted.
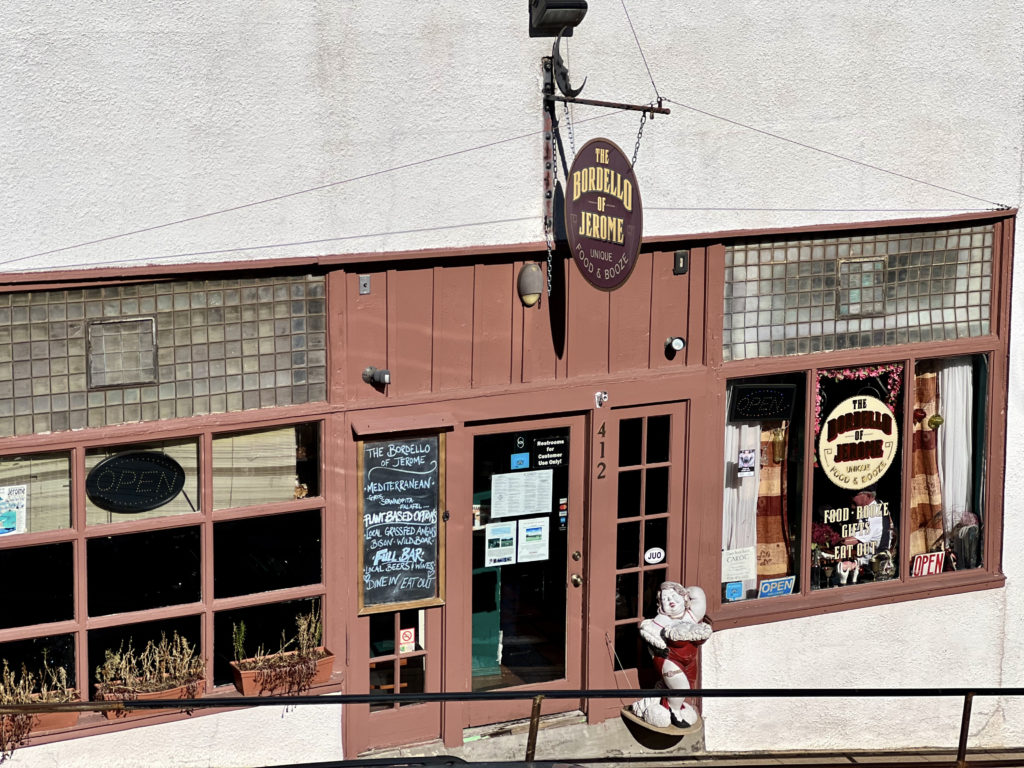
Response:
817,395,898,490
86,451,186,514
564,137,643,291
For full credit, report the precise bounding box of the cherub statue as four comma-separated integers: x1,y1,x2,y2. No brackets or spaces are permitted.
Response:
630,581,712,729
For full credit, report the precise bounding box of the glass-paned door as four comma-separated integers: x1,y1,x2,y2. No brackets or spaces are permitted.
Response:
466,416,585,726
585,402,688,721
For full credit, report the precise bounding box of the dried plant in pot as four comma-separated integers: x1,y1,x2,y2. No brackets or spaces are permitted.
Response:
0,655,78,763
94,632,205,720
0,660,35,763
230,606,334,696
29,658,79,733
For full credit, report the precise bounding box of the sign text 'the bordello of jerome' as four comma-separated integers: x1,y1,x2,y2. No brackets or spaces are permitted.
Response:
817,395,898,490
564,138,643,291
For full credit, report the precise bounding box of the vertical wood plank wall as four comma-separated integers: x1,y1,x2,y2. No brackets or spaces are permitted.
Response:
342,251,697,402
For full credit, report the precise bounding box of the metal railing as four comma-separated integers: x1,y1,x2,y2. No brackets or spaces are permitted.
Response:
5,686,1024,768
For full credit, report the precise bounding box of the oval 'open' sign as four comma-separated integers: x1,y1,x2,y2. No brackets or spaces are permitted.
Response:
86,452,186,514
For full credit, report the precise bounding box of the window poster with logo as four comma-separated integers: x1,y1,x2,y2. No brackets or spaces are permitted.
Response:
812,364,904,589
0,485,27,535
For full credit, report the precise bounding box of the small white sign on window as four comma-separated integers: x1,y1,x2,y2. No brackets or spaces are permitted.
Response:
722,546,756,581
0,485,27,536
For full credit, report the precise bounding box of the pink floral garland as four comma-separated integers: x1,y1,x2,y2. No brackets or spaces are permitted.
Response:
813,363,904,440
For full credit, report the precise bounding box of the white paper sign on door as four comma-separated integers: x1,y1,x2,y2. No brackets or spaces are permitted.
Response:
490,469,553,518
484,522,517,566
517,517,549,563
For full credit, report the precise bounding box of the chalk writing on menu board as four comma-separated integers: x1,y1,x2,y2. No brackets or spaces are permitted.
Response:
360,435,444,612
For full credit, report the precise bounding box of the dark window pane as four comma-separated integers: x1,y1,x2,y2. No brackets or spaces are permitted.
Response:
0,634,75,687
646,415,671,464
644,517,668,555
370,660,396,711
616,521,640,569
88,616,200,695
214,510,321,598
213,597,320,687
613,623,640,671
87,527,200,616
615,572,639,621
645,467,669,516
398,656,425,707
0,543,73,629
369,613,395,658
643,568,667,617
618,418,643,467
617,470,641,519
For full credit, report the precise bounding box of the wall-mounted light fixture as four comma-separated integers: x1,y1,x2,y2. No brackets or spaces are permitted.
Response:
664,336,685,360
362,366,391,387
517,262,545,307
529,0,588,37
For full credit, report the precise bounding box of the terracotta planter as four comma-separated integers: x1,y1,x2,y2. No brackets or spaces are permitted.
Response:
229,649,334,696
31,708,80,732
95,679,206,720
27,692,80,732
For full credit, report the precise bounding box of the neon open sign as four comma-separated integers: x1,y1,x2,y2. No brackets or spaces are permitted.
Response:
85,452,186,514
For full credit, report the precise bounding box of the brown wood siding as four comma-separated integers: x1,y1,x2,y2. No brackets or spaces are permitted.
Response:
566,259,611,377
471,262,514,387
387,267,434,397
346,270,389,401
344,255,701,402
649,250,690,371
432,264,475,392
609,251,653,371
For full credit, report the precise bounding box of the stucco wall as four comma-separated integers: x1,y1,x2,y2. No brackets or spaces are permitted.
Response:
4,0,1023,763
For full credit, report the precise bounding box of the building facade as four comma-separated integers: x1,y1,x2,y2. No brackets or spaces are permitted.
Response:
2,2,1023,765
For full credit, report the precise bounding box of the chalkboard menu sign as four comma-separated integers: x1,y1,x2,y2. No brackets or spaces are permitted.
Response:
358,434,445,614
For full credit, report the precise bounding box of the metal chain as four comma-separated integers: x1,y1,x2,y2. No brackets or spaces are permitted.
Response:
544,127,558,297
563,100,576,159
631,108,648,168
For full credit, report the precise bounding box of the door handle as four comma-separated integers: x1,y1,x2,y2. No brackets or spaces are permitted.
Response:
570,574,582,588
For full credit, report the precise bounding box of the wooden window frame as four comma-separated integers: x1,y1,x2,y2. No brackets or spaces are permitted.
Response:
704,214,1013,629
0,408,339,738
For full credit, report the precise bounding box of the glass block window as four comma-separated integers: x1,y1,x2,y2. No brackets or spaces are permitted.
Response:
723,224,994,362
88,318,157,388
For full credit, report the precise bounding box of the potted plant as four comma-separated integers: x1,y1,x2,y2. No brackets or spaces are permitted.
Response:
229,606,334,696
0,660,36,762
30,657,79,733
94,632,205,720
0,656,79,762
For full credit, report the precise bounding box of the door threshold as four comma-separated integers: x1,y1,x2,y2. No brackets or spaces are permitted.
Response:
463,710,586,742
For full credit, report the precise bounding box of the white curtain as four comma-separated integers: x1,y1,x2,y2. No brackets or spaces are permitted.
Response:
722,387,761,596
936,357,974,532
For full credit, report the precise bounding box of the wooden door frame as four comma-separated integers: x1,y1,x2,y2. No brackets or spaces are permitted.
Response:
447,413,588,732
584,401,689,723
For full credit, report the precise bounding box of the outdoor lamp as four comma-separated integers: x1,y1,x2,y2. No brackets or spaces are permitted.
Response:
517,263,545,307
529,0,588,37
362,367,391,386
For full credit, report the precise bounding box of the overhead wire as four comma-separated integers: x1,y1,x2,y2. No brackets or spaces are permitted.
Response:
2,109,630,270
4,15,1011,269
619,0,660,101
5,217,540,271
661,97,1008,209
